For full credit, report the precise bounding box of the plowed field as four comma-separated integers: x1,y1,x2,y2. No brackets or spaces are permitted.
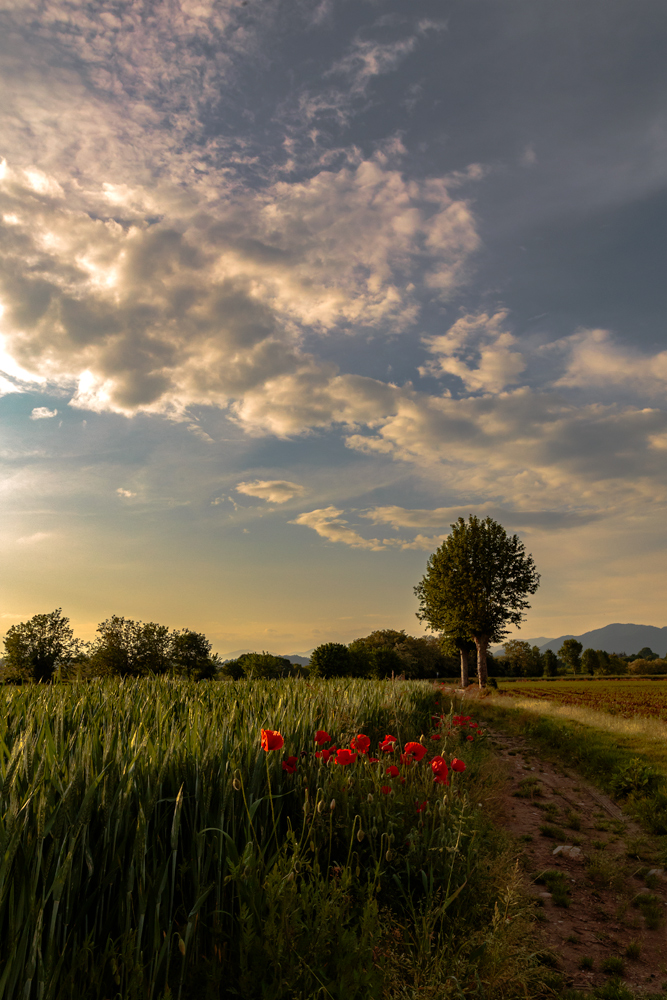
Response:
498,678,667,720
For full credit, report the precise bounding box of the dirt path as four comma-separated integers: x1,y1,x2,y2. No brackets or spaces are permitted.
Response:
486,725,667,994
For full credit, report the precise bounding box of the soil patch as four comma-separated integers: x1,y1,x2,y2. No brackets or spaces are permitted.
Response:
441,686,667,994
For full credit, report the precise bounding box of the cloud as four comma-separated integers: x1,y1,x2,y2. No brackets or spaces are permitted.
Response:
363,505,604,532
16,532,52,545
116,488,136,498
553,328,667,395
420,310,526,393
0,152,480,418
236,480,306,503
291,507,385,550
30,406,58,419
328,36,418,94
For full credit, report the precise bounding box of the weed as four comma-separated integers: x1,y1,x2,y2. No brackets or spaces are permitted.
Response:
586,851,627,891
624,940,641,960
633,892,664,929
566,933,579,944
601,956,625,975
591,838,608,850
610,757,659,798
579,955,594,970
539,823,566,840
595,820,612,832
514,777,543,798
625,836,648,860
594,979,634,1000
565,810,582,831
536,801,560,820
534,869,571,908
518,833,533,842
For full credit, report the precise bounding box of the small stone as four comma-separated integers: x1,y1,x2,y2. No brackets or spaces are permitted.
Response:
647,868,664,878
539,892,552,899
552,845,572,856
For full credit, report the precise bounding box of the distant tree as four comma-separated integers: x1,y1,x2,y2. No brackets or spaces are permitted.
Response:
542,649,559,677
347,630,449,679
558,639,583,675
225,651,291,679
90,616,172,677
415,516,540,688
504,640,542,677
581,648,598,674
636,646,658,661
2,608,81,683
309,643,352,678
170,629,216,680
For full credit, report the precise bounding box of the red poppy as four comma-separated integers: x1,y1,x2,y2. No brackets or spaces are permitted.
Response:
381,785,392,795
335,748,358,766
350,734,371,753
261,729,284,751
314,730,331,744
379,735,397,752
282,756,298,773
386,764,399,777
430,734,441,741
315,747,335,762
415,800,427,813
433,774,449,785
451,758,466,773
467,735,474,741
402,741,427,763
469,722,478,729
431,755,448,778
368,757,379,763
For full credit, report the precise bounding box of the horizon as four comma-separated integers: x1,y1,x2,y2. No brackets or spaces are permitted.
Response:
1,0,665,649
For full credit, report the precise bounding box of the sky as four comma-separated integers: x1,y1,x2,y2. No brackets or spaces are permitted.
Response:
0,0,665,656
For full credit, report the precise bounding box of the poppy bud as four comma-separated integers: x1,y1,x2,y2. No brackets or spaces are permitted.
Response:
330,799,336,811
357,829,365,842
367,793,373,802
232,778,241,791
317,800,324,813
385,849,393,861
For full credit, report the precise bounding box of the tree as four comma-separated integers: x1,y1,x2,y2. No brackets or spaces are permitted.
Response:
309,643,352,678
504,639,542,677
542,649,559,677
440,633,476,688
581,648,598,675
90,616,172,677
636,646,658,661
2,608,80,683
558,639,583,675
170,629,216,680
414,515,540,688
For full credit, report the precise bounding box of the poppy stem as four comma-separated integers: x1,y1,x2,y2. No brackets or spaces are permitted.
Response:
265,751,279,850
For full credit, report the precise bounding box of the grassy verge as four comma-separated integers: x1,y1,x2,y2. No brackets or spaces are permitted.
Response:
471,694,667,845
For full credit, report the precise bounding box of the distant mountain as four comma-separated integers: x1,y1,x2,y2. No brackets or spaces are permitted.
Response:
539,624,667,657
490,636,554,653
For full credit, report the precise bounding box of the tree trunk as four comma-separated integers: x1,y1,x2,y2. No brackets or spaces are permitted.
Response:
459,647,469,689
474,635,489,688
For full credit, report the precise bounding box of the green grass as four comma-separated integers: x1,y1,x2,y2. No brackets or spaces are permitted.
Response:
0,677,550,1000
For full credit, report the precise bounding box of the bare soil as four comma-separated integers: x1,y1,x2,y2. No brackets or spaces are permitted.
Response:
487,726,667,994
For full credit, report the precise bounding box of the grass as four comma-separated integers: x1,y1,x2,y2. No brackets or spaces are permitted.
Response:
633,892,664,929
601,956,625,975
0,677,556,1000
534,869,571,908
625,940,641,960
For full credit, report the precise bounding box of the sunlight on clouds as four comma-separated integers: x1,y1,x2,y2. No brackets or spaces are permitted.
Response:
290,507,385,551
30,407,58,419
554,328,667,395
236,480,306,503
421,310,526,392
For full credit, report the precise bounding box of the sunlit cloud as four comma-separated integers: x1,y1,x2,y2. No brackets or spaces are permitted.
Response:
30,406,58,419
291,507,385,550
236,480,306,503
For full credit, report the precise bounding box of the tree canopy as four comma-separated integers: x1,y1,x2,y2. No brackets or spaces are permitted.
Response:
414,515,540,687
2,608,81,683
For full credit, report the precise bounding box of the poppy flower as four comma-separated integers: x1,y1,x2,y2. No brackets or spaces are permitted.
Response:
431,755,448,778
433,775,449,785
350,734,371,753
466,735,474,741
415,800,427,813
379,735,397,752
368,757,379,763
335,748,357,766
282,756,298,773
402,741,427,763
315,747,335,763
451,758,466,773
261,729,284,751
430,734,441,741
469,722,478,729
314,730,331,744
386,764,400,777
381,785,392,795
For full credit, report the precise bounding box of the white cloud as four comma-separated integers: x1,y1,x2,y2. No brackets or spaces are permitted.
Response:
553,328,667,395
236,480,306,503
116,488,136,498
30,406,58,419
16,532,52,545
291,507,385,550
421,310,526,392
